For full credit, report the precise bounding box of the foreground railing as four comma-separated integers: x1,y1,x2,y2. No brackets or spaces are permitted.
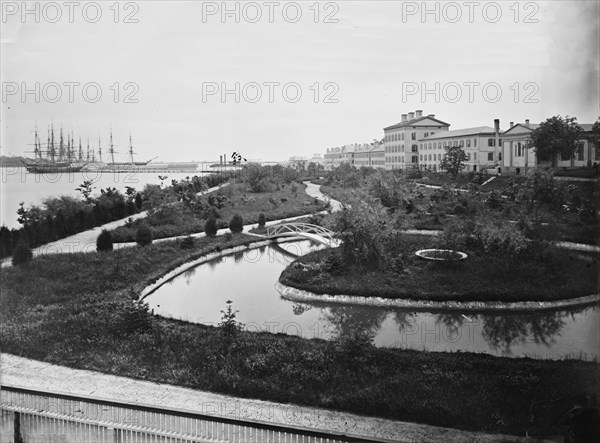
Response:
0,385,394,443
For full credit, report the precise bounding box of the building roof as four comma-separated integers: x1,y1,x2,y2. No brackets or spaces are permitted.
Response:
502,123,540,135
420,126,497,141
384,115,450,131
370,143,385,153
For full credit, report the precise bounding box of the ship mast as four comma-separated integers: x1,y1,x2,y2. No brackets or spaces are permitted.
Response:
78,137,83,162
109,127,116,164
59,127,65,161
98,136,102,162
49,125,56,163
128,132,135,164
86,138,90,162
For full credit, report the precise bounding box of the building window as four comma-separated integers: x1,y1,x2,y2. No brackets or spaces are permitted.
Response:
412,156,418,163
419,143,423,149
595,144,600,160
467,153,471,161
424,132,429,138
411,132,416,140
401,133,405,141
488,152,494,161
488,139,495,147
411,144,418,152
474,152,477,161
460,140,464,147
466,139,471,147
453,141,458,147
443,142,447,148
428,154,431,161
419,154,423,161
401,144,404,152
474,139,477,147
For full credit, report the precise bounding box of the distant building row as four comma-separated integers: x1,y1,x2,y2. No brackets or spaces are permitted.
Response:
325,110,599,174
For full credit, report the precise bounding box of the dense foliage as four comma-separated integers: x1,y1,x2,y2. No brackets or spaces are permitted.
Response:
528,115,583,165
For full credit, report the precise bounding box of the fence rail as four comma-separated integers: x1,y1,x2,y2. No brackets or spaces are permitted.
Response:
0,385,395,443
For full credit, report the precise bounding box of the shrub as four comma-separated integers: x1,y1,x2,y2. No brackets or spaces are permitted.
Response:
96,230,114,252
205,217,218,237
453,204,467,215
11,242,32,266
180,236,195,250
135,224,153,246
229,214,244,233
258,212,266,228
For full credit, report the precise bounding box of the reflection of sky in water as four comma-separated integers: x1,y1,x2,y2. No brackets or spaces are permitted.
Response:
145,240,599,361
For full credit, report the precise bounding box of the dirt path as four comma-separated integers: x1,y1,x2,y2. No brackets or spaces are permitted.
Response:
0,354,544,443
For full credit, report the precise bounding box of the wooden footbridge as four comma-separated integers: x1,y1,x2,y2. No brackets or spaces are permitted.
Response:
266,223,340,247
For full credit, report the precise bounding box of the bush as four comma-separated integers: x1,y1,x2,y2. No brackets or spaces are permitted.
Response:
96,229,114,252
258,212,266,228
135,224,153,246
11,242,32,266
205,217,218,237
180,236,195,250
229,214,244,233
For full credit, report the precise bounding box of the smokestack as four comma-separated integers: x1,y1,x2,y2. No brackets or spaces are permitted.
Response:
525,119,530,127
408,112,415,120
415,110,423,118
494,119,500,165
401,114,407,122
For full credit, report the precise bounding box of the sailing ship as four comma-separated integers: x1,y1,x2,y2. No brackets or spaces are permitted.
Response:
21,125,86,173
93,130,158,171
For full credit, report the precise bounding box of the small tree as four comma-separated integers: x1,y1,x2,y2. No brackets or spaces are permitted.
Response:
258,212,266,228
219,299,243,348
440,145,468,176
229,214,244,233
135,224,153,246
528,115,583,167
96,229,114,252
205,217,218,237
12,242,32,266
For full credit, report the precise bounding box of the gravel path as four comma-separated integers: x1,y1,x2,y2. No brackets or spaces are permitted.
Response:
0,354,544,443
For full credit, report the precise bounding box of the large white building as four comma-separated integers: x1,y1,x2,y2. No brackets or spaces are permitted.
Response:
417,125,501,172
383,110,450,171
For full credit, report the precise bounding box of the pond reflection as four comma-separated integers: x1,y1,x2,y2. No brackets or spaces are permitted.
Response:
145,240,599,360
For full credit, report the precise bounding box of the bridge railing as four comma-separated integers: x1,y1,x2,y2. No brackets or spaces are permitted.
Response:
0,385,394,443
266,223,337,243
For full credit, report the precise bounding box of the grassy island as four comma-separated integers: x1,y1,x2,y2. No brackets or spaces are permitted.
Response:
279,238,598,303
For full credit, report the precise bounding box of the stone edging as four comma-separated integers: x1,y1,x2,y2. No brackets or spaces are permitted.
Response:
139,237,307,301
274,282,600,312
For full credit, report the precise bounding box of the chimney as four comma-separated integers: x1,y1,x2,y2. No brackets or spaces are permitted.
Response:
415,110,423,118
494,119,500,165
408,112,415,120
509,122,514,128
428,114,435,118
401,114,407,122
525,119,530,127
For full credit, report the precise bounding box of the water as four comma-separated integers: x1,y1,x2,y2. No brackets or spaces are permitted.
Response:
0,167,206,229
145,240,600,361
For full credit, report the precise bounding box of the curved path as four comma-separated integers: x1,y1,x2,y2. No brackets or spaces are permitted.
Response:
1,182,342,268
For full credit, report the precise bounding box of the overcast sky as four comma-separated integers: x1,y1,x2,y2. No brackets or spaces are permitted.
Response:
1,1,598,162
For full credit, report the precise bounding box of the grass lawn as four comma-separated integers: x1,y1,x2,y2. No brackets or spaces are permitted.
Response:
110,183,325,242
279,235,599,302
1,234,598,437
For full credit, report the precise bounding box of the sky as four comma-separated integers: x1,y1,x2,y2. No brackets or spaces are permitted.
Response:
1,0,599,162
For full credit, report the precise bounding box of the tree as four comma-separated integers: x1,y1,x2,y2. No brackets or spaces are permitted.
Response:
135,193,143,210
440,145,468,176
96,229,114,252
76,180,95,203
12,242,33,266
528,115,583,167
135,224,153,246
258,212,266,228
205,217,218,236
229,214,244,233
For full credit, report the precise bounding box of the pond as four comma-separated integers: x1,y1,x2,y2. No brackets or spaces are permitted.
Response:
144,240,599,361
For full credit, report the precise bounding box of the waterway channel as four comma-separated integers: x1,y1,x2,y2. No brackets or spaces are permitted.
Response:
144,240,599,361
